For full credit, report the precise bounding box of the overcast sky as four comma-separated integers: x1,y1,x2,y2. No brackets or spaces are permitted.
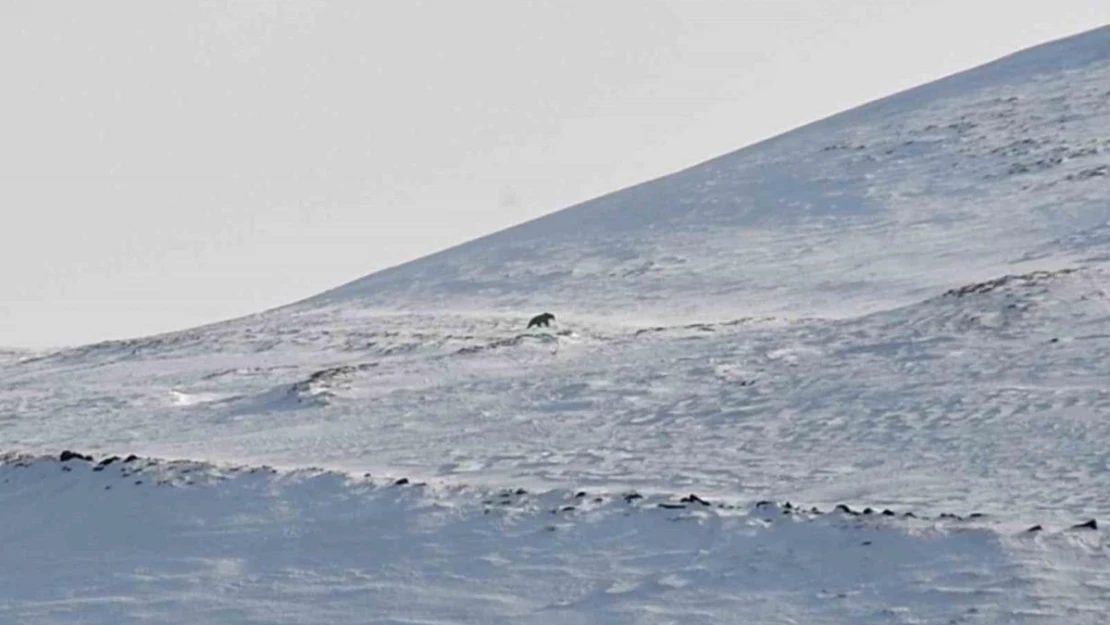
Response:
2,1,1108,348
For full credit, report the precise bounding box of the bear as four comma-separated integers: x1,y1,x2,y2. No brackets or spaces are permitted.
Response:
527,312,555,329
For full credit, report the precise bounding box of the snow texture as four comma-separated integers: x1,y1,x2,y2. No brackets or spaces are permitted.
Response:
4,25,1110,625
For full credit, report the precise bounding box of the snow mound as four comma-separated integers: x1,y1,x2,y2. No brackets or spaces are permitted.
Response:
864,266,1110,337
3,452,1105,625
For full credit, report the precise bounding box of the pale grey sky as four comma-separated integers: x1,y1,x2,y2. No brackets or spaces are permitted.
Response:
2,1,1108,347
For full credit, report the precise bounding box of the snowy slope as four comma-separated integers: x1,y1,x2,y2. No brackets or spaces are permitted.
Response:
304,24,1110,324
4,25,1110,624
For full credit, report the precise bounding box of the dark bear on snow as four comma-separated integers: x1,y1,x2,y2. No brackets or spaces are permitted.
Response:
527,312,555,329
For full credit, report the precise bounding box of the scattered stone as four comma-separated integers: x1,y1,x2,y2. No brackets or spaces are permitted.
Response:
680,493,710,506
881,509,895,516
98,456,120,467
755,500,774,508
561,506,576,513
783,502,793,510
60,450,93,463
903,512,917,519
123,454,140,463
623,493,643,503
1025,524,1043,533
863,507,874,515
394,478,409,486
968,512,985,519
514,488,527,496
834,504,858,515
574,491,587,499
1071,519,1098,530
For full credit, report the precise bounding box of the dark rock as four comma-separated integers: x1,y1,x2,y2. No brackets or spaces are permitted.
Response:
863,507,874,515
92,466,105,472
861,541,873,546
515,488,527,496
903,512,917,519
134,480,143,485
394,478,409,486
60,450,93,462
881,509,895,516
123,454,140,463
783,502,793,510
560,506,576,512
575,491,587,499
1071,519,1098,530
755,500,774,508
834,504,858,515
1025,524,1043,533
623,493,643,503
658,503,686,510
61,466,72,473
810,506,823,515
98,456,120,467
968,512,985,519
680,493,710,506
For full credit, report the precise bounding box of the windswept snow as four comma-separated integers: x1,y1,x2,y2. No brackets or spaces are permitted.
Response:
5,25,1110,625
2,453,1107,625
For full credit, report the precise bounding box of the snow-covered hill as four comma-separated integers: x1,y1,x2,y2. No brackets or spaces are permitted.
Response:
4,25,1110,625
305,24,1110,324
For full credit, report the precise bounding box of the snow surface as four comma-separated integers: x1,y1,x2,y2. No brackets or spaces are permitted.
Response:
4,25,1110,624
